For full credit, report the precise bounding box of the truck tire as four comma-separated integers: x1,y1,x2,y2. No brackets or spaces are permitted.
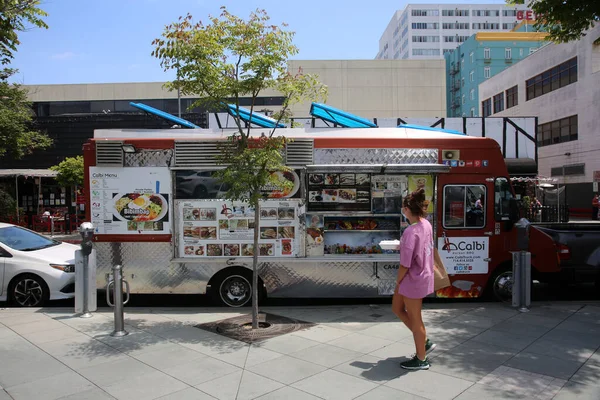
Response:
209,268,266,308
486,266,514,303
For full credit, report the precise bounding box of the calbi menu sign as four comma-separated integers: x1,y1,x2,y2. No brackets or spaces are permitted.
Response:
436,237,489,274
90,167,171,235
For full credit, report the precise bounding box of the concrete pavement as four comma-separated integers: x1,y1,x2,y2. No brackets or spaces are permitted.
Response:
1,301,600,399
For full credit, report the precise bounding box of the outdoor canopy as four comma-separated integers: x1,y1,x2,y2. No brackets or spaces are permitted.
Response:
309,102,378,128
226,104,286,128
130,102,200,129
0,169,59,221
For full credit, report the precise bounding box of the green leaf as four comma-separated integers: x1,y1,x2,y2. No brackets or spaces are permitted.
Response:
50,156,84,187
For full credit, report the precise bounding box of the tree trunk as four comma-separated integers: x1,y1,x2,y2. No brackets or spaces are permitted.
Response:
252,196,261,329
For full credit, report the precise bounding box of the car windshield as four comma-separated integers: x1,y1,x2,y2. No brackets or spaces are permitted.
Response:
0,226,59,251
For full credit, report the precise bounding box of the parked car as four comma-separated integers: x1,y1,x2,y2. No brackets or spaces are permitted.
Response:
0,223,78,307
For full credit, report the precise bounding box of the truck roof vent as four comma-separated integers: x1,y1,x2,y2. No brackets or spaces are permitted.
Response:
286,139,314,167
96,141,124,166
174,141,232,168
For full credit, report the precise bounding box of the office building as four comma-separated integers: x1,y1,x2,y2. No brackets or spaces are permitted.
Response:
479,25,600,208
445,21,548,117
376,3,532,60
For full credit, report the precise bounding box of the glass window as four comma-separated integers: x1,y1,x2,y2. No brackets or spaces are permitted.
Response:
506,85,518,109
470,52,474,63
482,98,492,117
470,70,474,82
505,48,512,59
484,67,491,78
0,226,59,251
494,178,514,221
493,93,504,113
537,115,578,148
526,57,578,101
470,107,475,117
443,185,486,229
484,48,491,59
470,89,475,100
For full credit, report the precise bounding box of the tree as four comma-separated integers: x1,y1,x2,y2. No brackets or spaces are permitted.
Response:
50,156,84,187
153,7,327,328
0,0,51,159
508,0,600,43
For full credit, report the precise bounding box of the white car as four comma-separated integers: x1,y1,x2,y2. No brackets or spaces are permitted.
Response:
0,223,78,307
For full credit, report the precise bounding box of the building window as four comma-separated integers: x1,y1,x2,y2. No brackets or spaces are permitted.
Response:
484,66,491,78
412,22,440,29
520,48,524,57
456,9,469,17
502,22,517,30
462,94,466,105
442,9,455,16
470,89,475,100
505,85,518,109
526,57,578,101
537,115,578,147
412,35,440,42
482,98,492,117
470,107,476,117
461,77,465,87
484,48,491,59
412,9,439,17
505,48,512,60
473,22,500,30
412,48,441,56
503,10,517,17
443,49,453,55
493,93,504,113
470,70,474,82
470,52,474,63
551,163,585,177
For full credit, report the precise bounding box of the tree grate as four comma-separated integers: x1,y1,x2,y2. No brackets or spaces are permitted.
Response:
195,312,316,344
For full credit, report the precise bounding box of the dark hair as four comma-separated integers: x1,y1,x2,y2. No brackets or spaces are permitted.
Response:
403,188,426,217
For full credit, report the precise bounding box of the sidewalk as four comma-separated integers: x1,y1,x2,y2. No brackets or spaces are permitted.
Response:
1,302,599,400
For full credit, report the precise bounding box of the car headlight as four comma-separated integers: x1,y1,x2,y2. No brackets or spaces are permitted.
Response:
50,264,75,273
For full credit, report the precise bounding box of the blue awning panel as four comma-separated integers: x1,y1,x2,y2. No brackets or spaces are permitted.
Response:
310,102,377,128
398,124,466,135
130,102,200,129
226,104,286,128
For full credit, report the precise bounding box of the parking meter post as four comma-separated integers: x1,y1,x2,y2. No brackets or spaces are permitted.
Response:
110,264,129,337
513,218,531,313
50,216,54,237
79,222,94,318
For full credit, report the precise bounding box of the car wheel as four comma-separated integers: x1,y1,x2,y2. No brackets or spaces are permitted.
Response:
9,274,50,307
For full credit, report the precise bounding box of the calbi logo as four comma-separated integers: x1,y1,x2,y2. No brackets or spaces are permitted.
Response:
442,239,486,252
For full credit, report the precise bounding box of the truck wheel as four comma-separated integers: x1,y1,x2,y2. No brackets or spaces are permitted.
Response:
487,266,513,303
211,270,253,307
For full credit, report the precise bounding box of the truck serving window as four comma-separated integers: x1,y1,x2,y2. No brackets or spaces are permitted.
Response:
494,177,514,221
443,185,486,229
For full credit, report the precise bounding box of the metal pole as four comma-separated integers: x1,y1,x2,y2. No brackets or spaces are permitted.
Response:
109,264,129,337
15,175,19,223
79,222,94,318
518,251,531,313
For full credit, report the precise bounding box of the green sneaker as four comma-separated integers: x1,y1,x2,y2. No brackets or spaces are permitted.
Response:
425,338,437,354
400,355,430,370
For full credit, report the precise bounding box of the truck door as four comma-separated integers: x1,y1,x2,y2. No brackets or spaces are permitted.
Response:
436,175,493,298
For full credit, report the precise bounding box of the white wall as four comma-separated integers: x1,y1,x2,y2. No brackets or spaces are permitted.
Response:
479,26,600,185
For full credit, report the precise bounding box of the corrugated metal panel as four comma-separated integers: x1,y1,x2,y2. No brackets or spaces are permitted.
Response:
174,141,231,168
285,139,314,166
96,141,124,166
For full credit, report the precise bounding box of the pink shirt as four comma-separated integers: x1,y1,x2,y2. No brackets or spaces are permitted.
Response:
398,219,435,299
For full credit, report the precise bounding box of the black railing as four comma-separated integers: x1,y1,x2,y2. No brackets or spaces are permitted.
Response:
521,205,570,223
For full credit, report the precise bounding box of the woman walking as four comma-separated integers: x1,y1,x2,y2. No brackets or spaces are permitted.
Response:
393,188,436,370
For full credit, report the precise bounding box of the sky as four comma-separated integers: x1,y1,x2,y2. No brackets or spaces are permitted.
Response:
11,0,508,85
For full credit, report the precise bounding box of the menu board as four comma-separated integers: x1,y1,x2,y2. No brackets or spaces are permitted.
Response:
178,199,301,258
307,173,371,212
89,167,171,235
371,175,407,214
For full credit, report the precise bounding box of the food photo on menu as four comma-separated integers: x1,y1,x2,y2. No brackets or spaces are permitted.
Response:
200,227,217,240
278,226,295,239
207,244,223,256
259,243,274,256
278,207,295,220
309,173,324,185
355,174,370,186
224,244,240,257
242,244,254,256
325,174,339,185
339,174,355,186
200,208,216,221
281,239,292,255
260,227,278,240
260,208,278,219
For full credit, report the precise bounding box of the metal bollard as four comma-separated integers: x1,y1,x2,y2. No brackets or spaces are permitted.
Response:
512,251,531,312
106,265,130,337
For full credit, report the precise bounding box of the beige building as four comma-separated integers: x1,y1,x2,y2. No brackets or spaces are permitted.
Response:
24,59,446,119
